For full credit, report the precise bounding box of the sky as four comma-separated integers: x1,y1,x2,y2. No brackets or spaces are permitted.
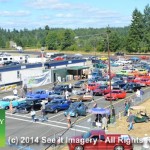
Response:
0,0,149,30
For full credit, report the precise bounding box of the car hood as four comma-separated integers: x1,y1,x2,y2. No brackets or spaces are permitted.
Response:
105,93,117,97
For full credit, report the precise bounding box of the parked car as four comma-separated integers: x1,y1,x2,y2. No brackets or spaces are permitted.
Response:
73,80,86,88
70,93,93,102
68,130,133,150
112,80,126,89
105,90,126,101
93,85,110,96
122,82,141,93
64,102,87,117
88,83,100,91
26,89,49,99
54,84,72,93
45,99,71,113
0,97,26,110
14,98,42,113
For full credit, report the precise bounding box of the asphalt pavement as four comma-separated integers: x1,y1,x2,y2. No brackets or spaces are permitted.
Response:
2,84,150,150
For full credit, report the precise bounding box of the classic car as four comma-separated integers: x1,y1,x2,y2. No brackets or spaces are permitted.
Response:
68,130,133,150
48,94,65,102
93,85,110,96
137,69,148,75
54,84,72,93
14,98,42,113
26,89,49,99
82,93,94,101
0,97,26,110
111,80,126,89
73,80,86,88
122,82,141,92
64,102,87,117
88,83,100,91
45,99,71,113
105,90,126,101
134,78,149,87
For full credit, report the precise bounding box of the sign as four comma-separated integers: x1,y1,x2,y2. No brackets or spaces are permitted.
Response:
24,71,51,88
0,109,5,147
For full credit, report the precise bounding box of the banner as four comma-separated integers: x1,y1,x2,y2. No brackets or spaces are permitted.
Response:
24,71,51,88
0,109,5,147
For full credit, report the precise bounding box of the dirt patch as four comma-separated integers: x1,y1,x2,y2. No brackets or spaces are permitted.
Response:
108,99,150,138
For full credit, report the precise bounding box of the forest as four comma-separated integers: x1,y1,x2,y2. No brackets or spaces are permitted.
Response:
0,4,150,53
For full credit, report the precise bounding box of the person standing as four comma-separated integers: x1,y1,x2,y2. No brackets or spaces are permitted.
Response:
65,90,69,99
102,115,108,130
30,109,36,122
13,88,18,96
67,114,71,128
23,84,28,95
127,112,134,131
136,89,141,101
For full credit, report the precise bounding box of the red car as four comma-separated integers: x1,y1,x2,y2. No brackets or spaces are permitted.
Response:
134,78,148,87
68,130,133,150
54,56,64,61
105,90,126,101
88,83,100,91
93,85,110,96
146,79,150,86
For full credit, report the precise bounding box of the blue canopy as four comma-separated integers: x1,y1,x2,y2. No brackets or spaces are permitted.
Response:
88,108,110,115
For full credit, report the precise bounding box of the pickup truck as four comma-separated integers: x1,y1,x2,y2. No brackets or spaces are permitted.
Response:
68,130,133,150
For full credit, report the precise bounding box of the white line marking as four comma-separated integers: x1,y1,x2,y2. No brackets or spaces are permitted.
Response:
74,125,90,129
6,116,86,133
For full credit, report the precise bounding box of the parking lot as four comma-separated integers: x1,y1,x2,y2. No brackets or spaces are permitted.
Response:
2,82,150,150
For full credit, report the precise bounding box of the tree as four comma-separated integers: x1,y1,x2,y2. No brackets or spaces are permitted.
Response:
61,29,75,50
126,8,144,52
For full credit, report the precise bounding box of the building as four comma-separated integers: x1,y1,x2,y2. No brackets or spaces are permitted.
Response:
0,59,88,87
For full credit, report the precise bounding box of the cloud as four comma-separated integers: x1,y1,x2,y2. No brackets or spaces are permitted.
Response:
0,10,30,17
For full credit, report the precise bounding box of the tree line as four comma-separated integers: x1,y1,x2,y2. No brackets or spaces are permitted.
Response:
0,4,149,53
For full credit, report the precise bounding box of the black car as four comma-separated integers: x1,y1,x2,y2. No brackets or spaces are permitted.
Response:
122,83,141,93
14,99,42,113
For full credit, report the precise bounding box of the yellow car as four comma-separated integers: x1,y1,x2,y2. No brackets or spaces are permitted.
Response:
100,56,108,61
138,69,148,75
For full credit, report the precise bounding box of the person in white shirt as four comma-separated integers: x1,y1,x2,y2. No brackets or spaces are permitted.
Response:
13,88,18,96
65,90,69,99
136,89,141,101
141,134,150,150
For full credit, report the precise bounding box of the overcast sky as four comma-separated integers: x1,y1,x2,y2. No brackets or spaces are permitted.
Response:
0,0,149,30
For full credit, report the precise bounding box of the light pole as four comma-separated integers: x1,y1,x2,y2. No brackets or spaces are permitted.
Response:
106,27,115,123
41,47,45,69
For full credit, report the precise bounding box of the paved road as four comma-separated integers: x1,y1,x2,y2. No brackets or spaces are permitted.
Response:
2,84,150,150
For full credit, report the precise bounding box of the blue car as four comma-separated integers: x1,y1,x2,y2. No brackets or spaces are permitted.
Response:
26,89,49,99
64,102,87,117
45,99,71,113
0,98,25,110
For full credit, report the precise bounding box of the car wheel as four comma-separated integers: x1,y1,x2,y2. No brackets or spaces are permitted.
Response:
5,106,9,110
54,109,58,113
75,145,84,150
114,145,124,150
75,113,78,117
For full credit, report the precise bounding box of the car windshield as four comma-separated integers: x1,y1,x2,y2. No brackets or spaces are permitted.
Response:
112,91,120,93
2,98,10,101
88,84,95,86
82,132,91,139
50,101,59,104
99,86,107,89
35,91,42,94
69,103,78,109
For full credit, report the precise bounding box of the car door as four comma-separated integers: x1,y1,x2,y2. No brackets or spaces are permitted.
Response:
61,101,69,110
97,135,107,149
40,91,47,99
83,135,99,150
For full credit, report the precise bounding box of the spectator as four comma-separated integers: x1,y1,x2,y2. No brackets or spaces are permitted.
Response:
102,116,108,130
23,84,28,95
13,88,18,96
67,114,71,128
65,90,69,99
127,112,134,131
136,89,141,101
30,109,36,122
93,101,97,108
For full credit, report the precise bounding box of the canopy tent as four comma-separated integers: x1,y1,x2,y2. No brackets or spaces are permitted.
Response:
88,108,110,115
